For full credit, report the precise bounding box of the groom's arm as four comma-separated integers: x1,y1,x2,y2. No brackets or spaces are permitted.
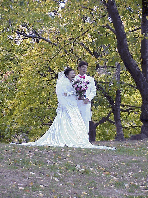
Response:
87,77,96,102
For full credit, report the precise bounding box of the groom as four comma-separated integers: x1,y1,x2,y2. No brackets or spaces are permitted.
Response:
75,61,96,137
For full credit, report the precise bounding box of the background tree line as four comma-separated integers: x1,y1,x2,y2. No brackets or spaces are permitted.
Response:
1,0,147,143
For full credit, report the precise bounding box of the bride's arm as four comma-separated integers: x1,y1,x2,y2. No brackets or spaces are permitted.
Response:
64,90,75,96
57,80,75,97
56,80,76,107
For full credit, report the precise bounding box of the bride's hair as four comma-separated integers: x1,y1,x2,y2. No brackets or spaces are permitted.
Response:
64,67,73,77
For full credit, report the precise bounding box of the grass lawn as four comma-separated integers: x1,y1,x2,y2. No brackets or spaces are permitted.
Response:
0,139,148,198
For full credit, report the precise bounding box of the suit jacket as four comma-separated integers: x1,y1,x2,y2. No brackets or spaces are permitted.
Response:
75,74,96,102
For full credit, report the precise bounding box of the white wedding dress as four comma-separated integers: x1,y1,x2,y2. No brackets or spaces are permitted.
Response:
20,74,115,150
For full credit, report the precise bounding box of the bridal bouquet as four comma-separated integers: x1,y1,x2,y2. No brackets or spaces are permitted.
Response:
72,79,89,100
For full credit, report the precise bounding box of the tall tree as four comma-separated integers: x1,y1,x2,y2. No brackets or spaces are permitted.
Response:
103,0,148,139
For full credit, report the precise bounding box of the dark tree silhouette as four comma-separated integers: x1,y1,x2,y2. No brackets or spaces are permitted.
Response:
103,0,148,139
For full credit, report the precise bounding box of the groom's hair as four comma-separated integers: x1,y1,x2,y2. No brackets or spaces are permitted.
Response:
78,61,88,68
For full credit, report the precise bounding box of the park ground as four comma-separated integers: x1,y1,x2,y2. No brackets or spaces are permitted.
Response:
0,139,148,198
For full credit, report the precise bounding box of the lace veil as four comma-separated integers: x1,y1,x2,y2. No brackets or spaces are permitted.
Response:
58,71,65,80
56,67,68,92
57,67,68,83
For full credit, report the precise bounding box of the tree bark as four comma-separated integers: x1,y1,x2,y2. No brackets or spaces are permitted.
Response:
93,66,125,141
105,0,148,139
114,89,125,140
114,63,125,141
140,2,148,137
141,0,148,82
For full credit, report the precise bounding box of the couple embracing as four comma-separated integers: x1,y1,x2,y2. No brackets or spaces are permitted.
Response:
62,61,96,136
22,61,115,150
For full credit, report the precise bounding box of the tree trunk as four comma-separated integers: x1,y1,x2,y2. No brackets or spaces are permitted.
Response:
131,1,148,139
141,0,148,83
106,0,148,139
140,2,148,138
114,89,125,140
114,63,125,141
95,63,125,141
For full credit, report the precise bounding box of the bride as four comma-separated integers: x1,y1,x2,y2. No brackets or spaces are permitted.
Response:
21,67,115,150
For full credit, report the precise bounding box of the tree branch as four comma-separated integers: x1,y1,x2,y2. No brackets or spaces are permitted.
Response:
123,125,141,129
106,0,147,97
102,23,116,34
108,119,115,125
79,42,94,56
15,30,57,46
129,27,141,33
95,110,112,127
121,104,141,108
120,81,137,89
102,0,107,7
42,121,53,126
120,107,137,113
96,82,115,107
73,29,90,43
79,42,100,59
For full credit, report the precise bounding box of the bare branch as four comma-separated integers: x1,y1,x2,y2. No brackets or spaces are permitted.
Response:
120,81,137,89
121,104,141,108
42,121,53,126
129,27,141,33
123,125,141,129
120,107,137,113
103,23,116,34
79,42,100,59
102,0,107,7
48,47,63,62
15,30,57,46
79,42,94,56
108,119,115,125
95,110,113,127
96,82,115,107
81,6,94,12
73,29,90,43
